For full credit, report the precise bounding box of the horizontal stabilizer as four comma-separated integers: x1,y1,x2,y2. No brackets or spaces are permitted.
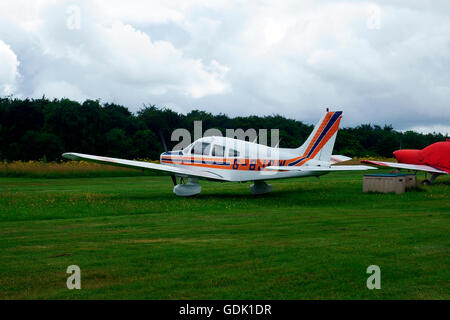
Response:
266,165,376,172
330,155,352,164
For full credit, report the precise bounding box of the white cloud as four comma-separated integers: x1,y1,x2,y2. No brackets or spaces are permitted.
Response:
405,125,450,135
95,21,229,98
0,40,20,95
0,0,449,133
32,81,87,101
0,0,230,105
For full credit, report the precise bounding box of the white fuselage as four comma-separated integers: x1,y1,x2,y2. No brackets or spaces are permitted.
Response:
160,136,327,182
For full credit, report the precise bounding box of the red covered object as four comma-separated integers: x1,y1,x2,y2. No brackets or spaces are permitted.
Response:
394,140,450,173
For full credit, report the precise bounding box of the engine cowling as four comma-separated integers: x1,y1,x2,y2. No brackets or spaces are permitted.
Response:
393,149,422,165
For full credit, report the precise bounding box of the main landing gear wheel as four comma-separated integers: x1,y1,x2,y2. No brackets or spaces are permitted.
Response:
173,177,201,196
250,181,273,195
421,173,439,186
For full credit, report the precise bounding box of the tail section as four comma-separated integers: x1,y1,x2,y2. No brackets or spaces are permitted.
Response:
290,110,342,165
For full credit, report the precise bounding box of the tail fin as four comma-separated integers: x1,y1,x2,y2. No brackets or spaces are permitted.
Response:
295,110,342,163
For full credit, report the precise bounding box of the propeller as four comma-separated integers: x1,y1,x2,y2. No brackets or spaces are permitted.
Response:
159,131,177,186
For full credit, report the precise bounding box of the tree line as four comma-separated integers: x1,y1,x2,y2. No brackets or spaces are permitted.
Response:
0,96,446,161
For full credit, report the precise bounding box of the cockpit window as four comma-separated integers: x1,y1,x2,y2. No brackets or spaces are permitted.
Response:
191,142,211,155
211,145,225,157
183,144,192,154
202,143,211,155
228,148,240,157
190,142,200,154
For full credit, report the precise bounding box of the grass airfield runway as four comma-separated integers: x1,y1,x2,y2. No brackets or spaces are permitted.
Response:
0,171,448,299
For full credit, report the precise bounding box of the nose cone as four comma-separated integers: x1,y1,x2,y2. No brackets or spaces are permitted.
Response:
393,149,421,164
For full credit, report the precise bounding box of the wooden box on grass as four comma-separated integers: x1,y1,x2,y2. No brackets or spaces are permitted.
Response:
363,173,417,194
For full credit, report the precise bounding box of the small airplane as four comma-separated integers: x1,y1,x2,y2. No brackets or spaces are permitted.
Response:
362,139,450,185
63,110,375,196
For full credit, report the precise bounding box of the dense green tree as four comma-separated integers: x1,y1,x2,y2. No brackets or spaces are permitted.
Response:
103,128,133,158
0,96,446,161
19,131,64,161
132,129,162,160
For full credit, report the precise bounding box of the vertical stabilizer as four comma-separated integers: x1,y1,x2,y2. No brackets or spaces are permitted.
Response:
291,110,342,165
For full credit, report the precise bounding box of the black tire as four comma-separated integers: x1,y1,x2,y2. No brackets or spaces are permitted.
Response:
422,179,431,186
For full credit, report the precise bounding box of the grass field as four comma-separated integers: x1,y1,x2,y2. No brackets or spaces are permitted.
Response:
0,171,448,299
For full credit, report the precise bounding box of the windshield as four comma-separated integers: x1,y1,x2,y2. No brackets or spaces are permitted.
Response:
190,141,212,155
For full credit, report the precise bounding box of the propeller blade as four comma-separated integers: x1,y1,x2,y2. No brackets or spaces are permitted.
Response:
159,131,177,186
159,131,169,152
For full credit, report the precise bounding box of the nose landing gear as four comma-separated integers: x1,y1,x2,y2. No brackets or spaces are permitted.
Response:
250,181,273,195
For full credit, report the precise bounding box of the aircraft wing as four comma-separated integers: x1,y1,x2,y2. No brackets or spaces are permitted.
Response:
361,160,448,174
62,152,227,181
265,165,376,171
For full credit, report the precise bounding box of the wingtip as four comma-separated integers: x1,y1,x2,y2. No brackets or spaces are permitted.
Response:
62,152,77,160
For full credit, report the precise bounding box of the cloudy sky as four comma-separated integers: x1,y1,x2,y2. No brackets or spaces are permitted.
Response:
0,0,449,133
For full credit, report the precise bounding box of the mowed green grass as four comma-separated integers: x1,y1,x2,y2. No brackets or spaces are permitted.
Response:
0,171,448,299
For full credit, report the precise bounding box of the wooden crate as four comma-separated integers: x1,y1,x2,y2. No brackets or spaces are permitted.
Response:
363,174,417,194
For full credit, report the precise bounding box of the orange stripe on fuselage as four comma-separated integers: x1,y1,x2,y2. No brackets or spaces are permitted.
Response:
161,156,288,171
161,161,232,170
